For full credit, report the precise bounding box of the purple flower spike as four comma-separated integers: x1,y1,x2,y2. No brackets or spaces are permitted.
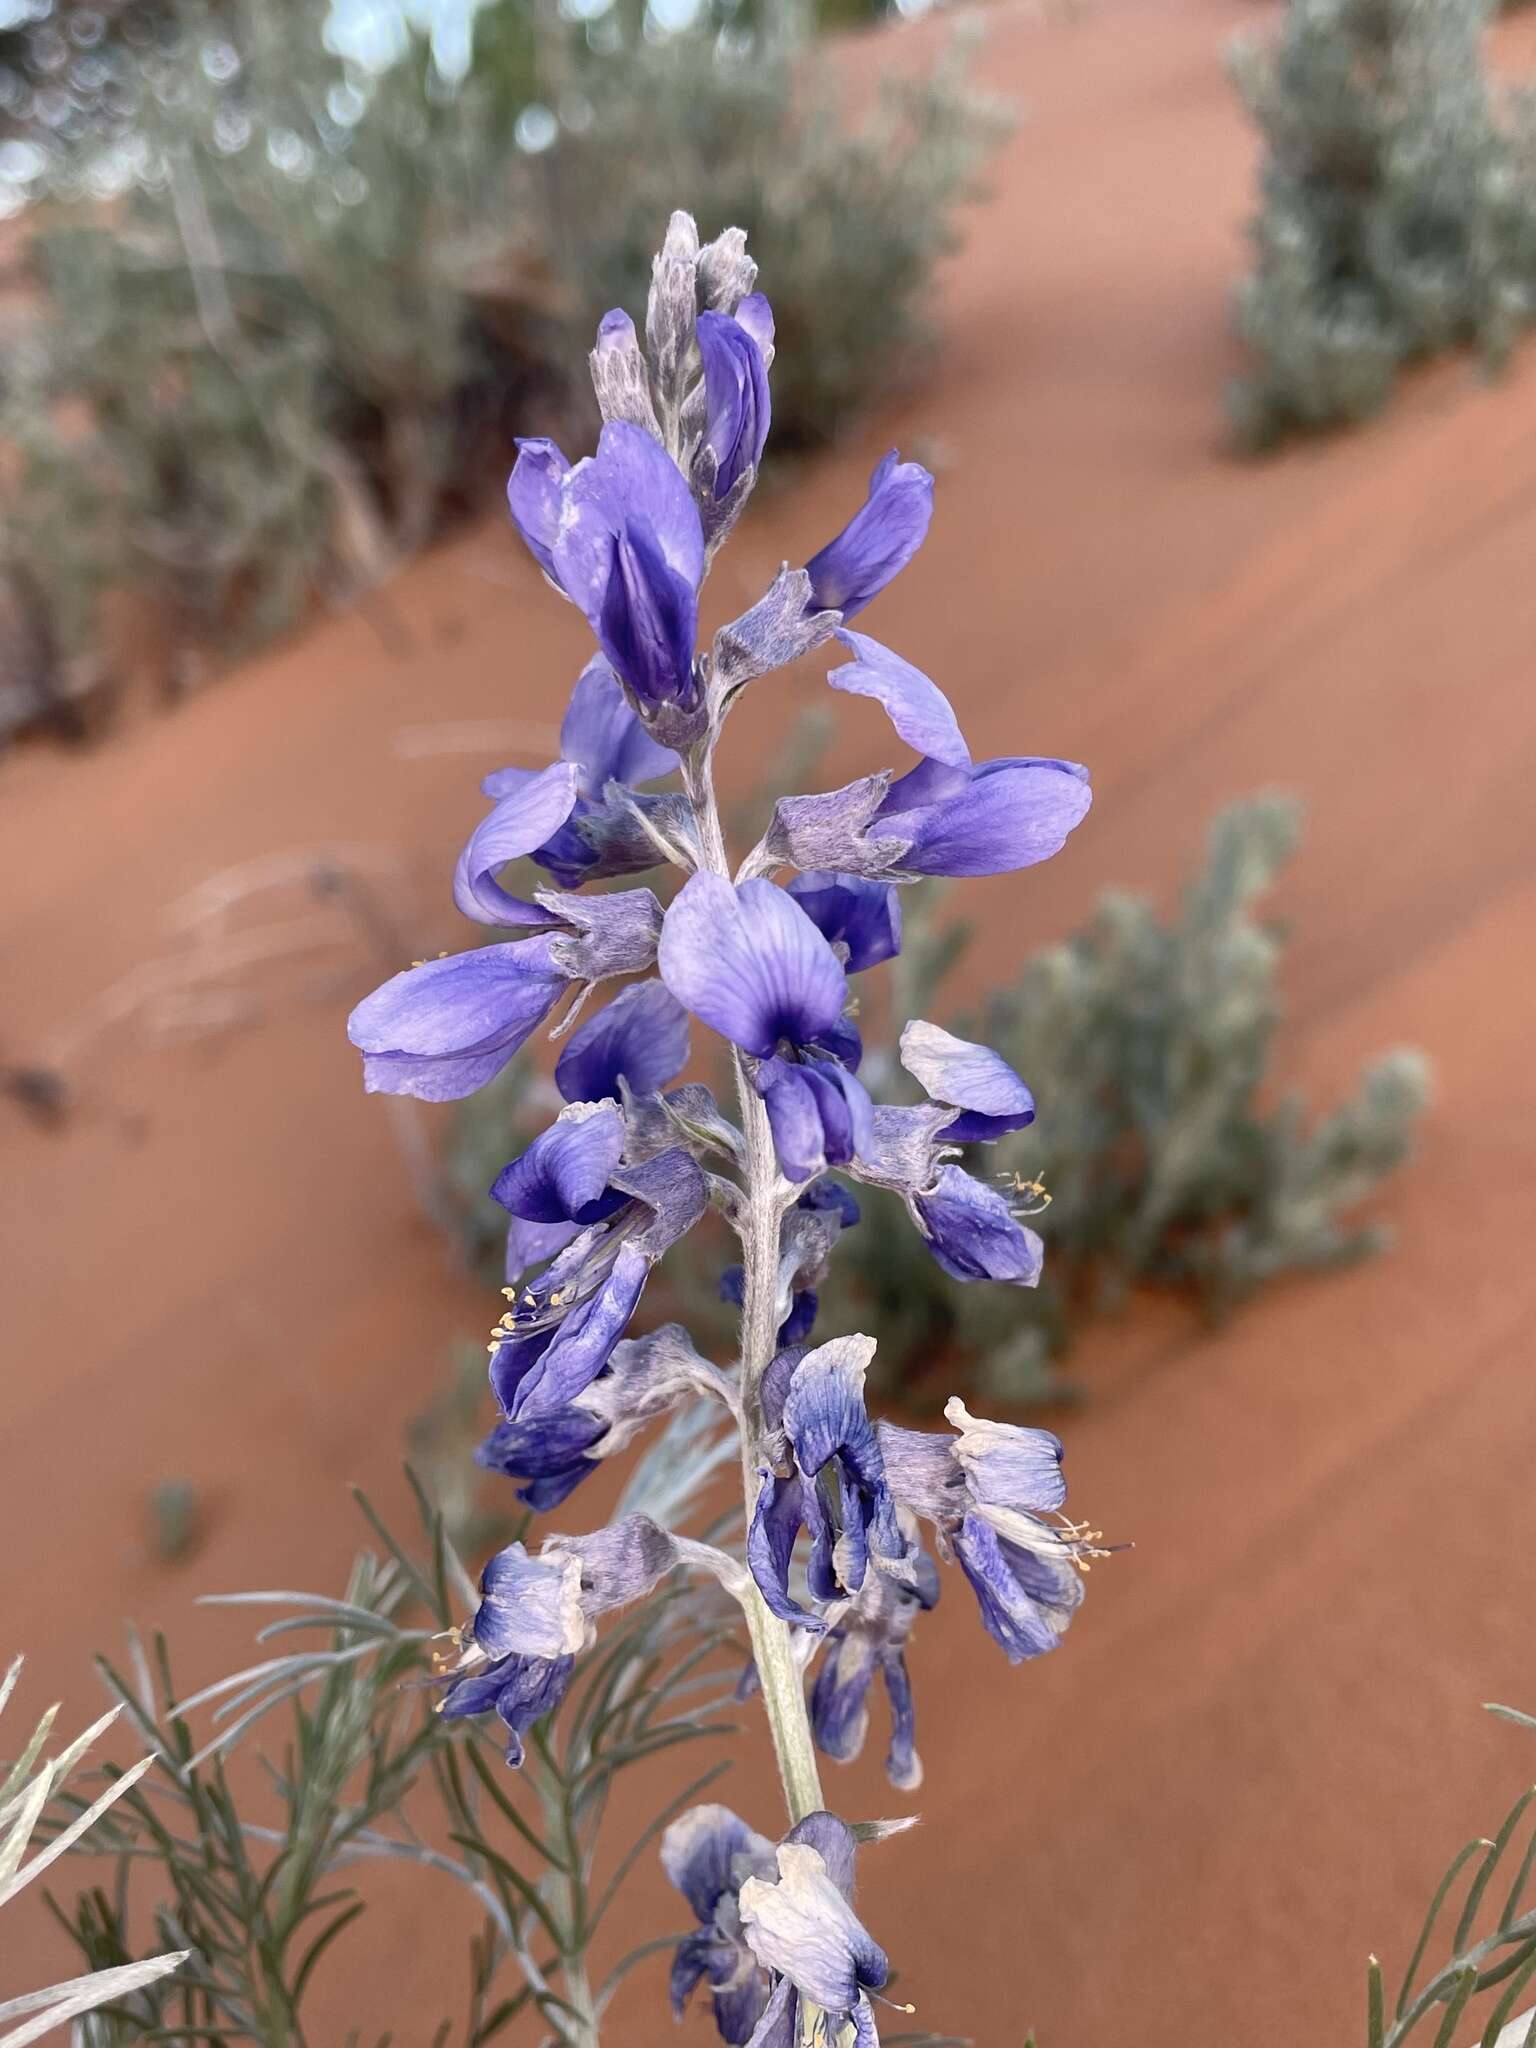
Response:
555,979,690,1105
347,937,568,1102
913,1164,1044,1286
899,1018,1035,1143
876,754,1093,877
805,450,934,619
698,304,772,498
659,875,849,1060
827,629,970,769
786,871,901,974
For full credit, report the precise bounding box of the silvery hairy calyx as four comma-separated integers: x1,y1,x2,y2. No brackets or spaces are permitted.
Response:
349,212,1111,2047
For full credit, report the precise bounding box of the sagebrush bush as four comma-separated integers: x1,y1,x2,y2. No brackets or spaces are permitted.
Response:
543,31,1008,452
0,0,1002,735
1229,0,1536,448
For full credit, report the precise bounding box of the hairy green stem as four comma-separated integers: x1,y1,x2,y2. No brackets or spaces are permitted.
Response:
684,745,826,1827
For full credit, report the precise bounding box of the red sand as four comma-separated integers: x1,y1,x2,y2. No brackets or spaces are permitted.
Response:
5,0,1536,2040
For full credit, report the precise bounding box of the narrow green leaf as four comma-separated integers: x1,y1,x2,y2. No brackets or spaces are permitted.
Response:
1430,1964,1477,2048
446,1833,564,1954
1458,1794,1536,1951
588,1760,731,1935
291,1898,368,2004
1368,1954,1385,2048
1480,1944,1536,2045
1397,1839,1489,2017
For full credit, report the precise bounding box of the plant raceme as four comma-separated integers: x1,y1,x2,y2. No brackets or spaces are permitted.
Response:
348,211,1110,2048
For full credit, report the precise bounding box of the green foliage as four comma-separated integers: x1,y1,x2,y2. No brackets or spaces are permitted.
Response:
1229,0,1536,448
43,1439,736,2046
0,1657,188,2037
541,26,1009,452
834,795,1429,1404
1367,1704,1536,2047
0,0,1002,735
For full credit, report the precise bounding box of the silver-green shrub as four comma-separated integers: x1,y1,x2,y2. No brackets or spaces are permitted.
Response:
1229,0,1536,448
542,29,1008,453
0,1,1002,737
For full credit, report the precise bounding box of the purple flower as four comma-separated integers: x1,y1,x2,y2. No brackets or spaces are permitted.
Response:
877,1397,1103,1664
738,1815,890,2042
462,658,680,911
509,423,705,721
826,629,969,770
475,1406,604,1513
476,1322,722,1513
755,1053,873,1184
665,1809,892,2048
489,1148,706,1420
440,1517,696,1763
874,754,1093,878
913,1164,1043,1285
452,758,586,926
496,988,704,1287
785,871,901,974
747,1336,907,1627
663,1804,778,2045
554,978,690,1106
952,1511,1085,1663
841,1023,1039,1281
505,436,568,581
805,451,934,620
810,1550,940,1792
659,875,848,1058
492,1100,628,1228
347,936,569,1102
437,1649,574,1769
697,297,772,498
659,874,869,1179
898,1018,1035,1144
